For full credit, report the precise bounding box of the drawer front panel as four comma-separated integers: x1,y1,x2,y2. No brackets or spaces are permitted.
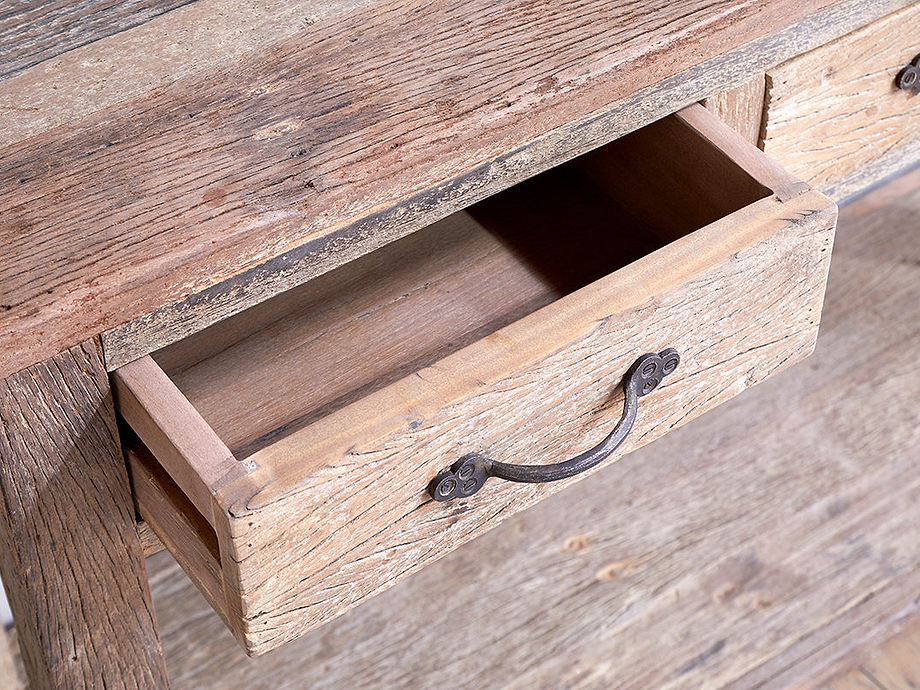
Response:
115,105,838,655
762,4,920,200
221,196,835,653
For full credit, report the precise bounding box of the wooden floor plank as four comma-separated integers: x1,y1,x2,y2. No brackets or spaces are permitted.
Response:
129,148,920,689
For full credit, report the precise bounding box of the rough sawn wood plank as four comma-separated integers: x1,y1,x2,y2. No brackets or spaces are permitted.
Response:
0,340,169,689
2,0,886,379
762,2,920,200
0,0,200,80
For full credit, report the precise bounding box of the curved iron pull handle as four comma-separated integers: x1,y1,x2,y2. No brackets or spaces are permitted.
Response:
428,348,680,502
898,54,920,94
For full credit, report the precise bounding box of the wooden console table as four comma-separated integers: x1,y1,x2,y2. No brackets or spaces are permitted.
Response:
1,0,917,686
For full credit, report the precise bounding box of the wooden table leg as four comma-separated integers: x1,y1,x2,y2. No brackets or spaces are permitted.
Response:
0,340,169,689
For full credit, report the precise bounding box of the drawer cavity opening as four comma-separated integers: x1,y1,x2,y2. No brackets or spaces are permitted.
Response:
148,114,773,462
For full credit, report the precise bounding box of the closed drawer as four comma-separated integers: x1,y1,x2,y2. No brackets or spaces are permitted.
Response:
113,104,836,655
762,4,920,200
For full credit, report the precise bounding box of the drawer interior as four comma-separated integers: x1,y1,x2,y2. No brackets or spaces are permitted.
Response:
151,114,771,461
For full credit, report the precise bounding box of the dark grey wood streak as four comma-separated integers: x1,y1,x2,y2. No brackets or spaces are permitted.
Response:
99,0,911,370
0,0,200,80
0,0,864,378
0,340,169,689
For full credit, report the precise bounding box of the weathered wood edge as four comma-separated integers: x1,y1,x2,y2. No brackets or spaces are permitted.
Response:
112,355,247,528
0,0,200,81
100,0,909,372
676,104,809,202
222,188,837,513
227,191,838,653
827,138,920,202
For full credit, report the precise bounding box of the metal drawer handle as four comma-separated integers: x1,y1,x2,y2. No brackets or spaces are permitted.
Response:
428,348,680,502
898,54,920,94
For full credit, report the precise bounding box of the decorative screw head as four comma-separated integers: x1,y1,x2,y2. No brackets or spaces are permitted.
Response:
898,64,920,92
437,477,457,497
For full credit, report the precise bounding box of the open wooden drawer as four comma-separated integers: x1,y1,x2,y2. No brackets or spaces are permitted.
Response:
112,104,837,655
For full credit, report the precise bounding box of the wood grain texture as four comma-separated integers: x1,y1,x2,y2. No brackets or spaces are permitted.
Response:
127,440,228,625
156,212,575,458
762,3,920,200
1,0,903,380
150,105,767,461
0,340,169,689
132,162,920,690
0,0,374,146
223,190,834,654
138,518,167,557
675,103,806,201
703,74,767,146
119,105,835,653
113,354,245,526
0,0,201,80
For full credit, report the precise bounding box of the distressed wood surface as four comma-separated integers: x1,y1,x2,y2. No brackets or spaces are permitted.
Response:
0,0,906,380
221,189,834,654
703,75,767,146
113,354,244,527
762,3,920,200
0,340,169,689
0,625,25,690
135,161,920,690
128,440,228,626
156,211,577,458
0,0,200,81
0,0,372,144
120,106,835,653
149,106,771,462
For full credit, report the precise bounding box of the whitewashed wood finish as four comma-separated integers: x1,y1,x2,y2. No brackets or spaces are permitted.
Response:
762,3,920,200
97,0,905,375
